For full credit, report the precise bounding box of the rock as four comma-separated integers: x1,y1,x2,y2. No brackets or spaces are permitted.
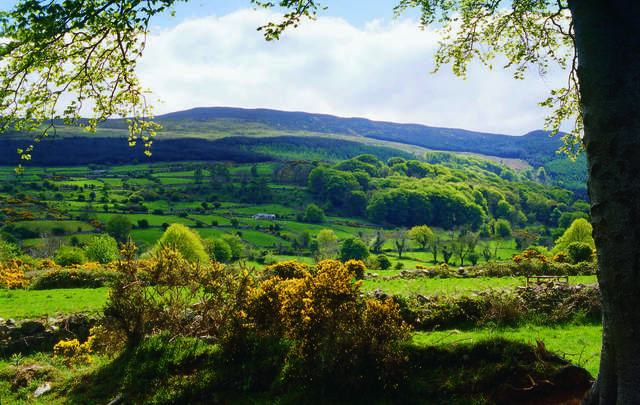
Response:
6,318,15,326
20,321,45,336
108,393,124,405
34,382,51,398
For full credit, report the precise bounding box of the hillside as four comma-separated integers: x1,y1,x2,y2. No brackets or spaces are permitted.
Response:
0,106,587,194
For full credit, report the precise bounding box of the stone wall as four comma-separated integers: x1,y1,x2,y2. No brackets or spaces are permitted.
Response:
0,314,98,356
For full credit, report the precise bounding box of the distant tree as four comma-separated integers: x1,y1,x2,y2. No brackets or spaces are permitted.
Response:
204,238,232,263
494,219,512,239
106,215,132,244
316,229,339,260
193,167,204,184
297,231,311,249
154,224,208,264
495,200,512,220
429,236,440,263
441,244,453,265
553,218,594,253
221,234,245,261
85,234,119,264
137,219,149,229
408,225,434,252
393,228,409,259
370,229,386,254
339,237,369,262
481,245,493,263
452,231,478,267
304,203,324,223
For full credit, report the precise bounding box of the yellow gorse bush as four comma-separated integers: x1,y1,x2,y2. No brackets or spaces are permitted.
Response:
248,259,410,384
53,338,93,367
0,259,29,289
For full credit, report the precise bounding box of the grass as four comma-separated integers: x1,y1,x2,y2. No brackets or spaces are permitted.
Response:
228,204,300,216
195,228,232,240
130,228,164,246
11,220,96,233
362,275,597,296
412,323,602,377
94,213,195,226
238,230,289,247
0,288,109,320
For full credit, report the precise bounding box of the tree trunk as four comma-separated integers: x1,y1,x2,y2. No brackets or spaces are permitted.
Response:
569,1,640,403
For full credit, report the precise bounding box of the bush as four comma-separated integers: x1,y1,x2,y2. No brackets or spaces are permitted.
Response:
304,204,324,223
106,215,132,243
154,224,209,264
137,219,149,229
103,240,256,346
31,267,118,289
263,260,309,279
54,246,87,266
205,238,232,263
248,259,410,389
568,242,593,263
85,234,119,264
345,259,366,280
376,254,392,270
340,237,369,262
0,259,29,289
222,234,245,260
53,338,92,367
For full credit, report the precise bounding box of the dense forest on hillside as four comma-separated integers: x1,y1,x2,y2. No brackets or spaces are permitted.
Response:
0,136,414,167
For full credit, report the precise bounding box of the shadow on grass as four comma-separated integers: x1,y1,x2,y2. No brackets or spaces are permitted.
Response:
62,336,593,405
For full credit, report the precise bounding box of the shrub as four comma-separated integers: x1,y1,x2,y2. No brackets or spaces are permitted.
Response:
103,240,256,346
204,238,232,263
249,259,410,389
30,267,117,289
106,215,133,243
53,338,92,367
54,246,87,266
339,237,369,262
263,260,309,279
222,234,245,260
568,241,594,263
345,259,366,280
154,224,209,264
304,204,324,223
51,226,67,236
85,234,119,264
0,259,29,289
376,254,392,270
137,219,149,229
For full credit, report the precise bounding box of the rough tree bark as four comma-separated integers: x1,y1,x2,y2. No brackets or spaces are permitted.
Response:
570,1,640,403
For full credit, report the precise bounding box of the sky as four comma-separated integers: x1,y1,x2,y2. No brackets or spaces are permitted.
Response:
4,1,569,135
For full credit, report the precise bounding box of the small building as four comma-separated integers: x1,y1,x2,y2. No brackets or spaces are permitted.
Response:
253,213,276,220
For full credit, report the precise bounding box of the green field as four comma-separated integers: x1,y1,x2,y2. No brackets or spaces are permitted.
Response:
413,324,602,377
362,275,598,296
0,288,109,320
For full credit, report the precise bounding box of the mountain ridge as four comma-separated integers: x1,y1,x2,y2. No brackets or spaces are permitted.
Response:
143,107,563,162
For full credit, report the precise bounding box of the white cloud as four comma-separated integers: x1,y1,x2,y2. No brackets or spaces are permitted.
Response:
138,8,568,135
